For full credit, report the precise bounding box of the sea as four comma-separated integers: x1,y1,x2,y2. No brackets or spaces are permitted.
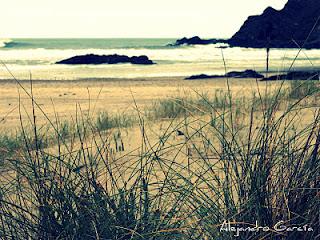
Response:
0,38,319,80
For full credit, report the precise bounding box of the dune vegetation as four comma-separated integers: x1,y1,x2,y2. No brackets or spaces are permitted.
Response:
0,74,319,240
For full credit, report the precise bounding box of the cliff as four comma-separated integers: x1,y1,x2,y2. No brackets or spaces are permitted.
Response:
228,0,320,48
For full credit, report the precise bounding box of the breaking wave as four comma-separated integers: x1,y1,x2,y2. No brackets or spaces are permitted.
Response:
0,39,13,48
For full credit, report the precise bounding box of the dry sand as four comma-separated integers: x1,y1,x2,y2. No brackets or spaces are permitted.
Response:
0,76,282,132
0,76,317,186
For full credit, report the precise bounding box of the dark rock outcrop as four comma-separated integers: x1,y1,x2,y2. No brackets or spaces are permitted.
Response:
226,70,264,78
185,70,264,80
56,54,155,65
171,36,224,46
228,0,320,49
262,71,320,81
186,74,221,80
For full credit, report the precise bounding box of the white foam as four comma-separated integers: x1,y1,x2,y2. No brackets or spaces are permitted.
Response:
0,44,319,79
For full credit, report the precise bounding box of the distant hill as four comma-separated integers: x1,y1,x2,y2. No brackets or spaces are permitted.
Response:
228,0,320,49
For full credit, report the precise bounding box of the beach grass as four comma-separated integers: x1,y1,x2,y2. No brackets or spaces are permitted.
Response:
0,77,319,240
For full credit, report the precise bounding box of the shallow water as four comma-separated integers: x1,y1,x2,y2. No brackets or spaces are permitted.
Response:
0,38,319,80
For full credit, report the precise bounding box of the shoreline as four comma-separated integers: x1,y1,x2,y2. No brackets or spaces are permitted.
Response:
0,76,187,84
0,67,318,84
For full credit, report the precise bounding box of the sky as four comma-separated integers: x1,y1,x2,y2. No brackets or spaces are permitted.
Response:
1,0,288,38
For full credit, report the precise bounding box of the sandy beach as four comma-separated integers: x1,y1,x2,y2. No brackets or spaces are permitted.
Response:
0,76,279,131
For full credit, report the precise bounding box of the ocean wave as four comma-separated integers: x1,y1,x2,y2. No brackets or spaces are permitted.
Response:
1,45,320,70
0,39,14,48
111,44,177,50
